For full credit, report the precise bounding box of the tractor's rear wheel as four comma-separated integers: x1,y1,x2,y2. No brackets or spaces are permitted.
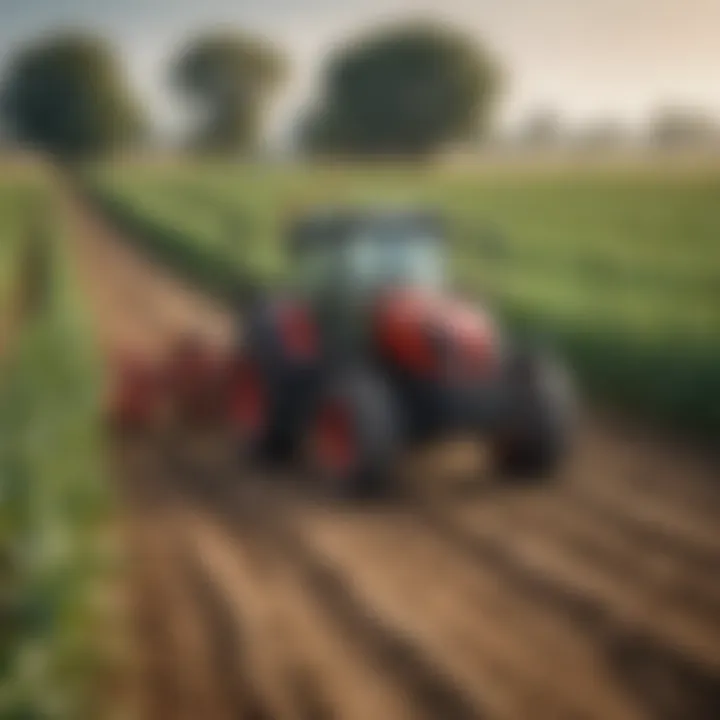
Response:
304,370,401,499
493,349,576,481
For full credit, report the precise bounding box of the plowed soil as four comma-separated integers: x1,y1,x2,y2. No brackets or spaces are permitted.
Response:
67,194,720,720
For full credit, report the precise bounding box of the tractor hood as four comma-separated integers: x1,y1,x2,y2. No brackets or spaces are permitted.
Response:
374,288,500,378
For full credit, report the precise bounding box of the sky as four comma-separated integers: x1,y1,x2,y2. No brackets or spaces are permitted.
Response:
1,0,719,141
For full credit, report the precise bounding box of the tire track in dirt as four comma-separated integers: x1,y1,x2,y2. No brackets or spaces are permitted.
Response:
487,490,720,621
66,191,720,720
564,432,720,555
168,452,484,720
237,469,720,720
410,496,720,719
270,497,647,720
185,510,432,720
167,450,647,720
581,415,720,517
118,444,248,720
420,478,720,638
133,436,720,720
564,479,720,572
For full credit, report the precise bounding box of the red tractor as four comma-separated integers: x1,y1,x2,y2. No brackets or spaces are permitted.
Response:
227,208,575,496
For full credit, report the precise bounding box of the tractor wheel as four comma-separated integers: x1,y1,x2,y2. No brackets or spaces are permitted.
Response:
304,370,401,499
227,353,287,463
228,297,318,465
493,349,576,481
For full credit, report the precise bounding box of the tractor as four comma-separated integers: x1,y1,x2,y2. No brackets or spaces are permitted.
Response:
226,207,575,496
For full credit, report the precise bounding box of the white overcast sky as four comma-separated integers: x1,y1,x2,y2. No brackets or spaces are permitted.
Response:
1,0,719,140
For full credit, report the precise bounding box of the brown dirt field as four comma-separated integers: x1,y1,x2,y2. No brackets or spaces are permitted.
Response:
66,193,720,720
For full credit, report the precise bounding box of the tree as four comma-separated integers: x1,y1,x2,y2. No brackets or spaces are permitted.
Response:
574,120,628,151
515,109,564,148
649,107,720,149
172,31,287,154
302,21,501,158
0,33,144,160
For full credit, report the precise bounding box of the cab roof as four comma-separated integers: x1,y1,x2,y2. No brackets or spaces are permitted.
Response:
288,207,445,253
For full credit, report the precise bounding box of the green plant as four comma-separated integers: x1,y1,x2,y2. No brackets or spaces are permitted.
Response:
0,191,117,718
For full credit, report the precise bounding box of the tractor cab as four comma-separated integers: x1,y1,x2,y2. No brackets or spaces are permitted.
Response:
289,209,446,301
288,209,447,351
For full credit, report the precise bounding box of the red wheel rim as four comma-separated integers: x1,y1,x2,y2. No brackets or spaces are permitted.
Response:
312,401,355,476
229,360,266,437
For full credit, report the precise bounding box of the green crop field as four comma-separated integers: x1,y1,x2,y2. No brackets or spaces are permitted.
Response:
0,172,43,328
87,162,720,437
0,174,116,718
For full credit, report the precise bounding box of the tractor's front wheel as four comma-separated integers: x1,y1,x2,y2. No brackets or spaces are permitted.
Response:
227,353,287,464
304,370,402,499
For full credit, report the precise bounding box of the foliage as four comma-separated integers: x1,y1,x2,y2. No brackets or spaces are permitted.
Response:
0,33,145,160
515,110,564,148
302,21,501,157
172,31,287,154
650,107,720,149
0,182,34,330
0,187,115,718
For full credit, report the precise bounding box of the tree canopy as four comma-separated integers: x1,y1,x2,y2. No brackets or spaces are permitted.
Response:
0,33,144,160
302,22,502,157
650,108,720,149
172,31,287,154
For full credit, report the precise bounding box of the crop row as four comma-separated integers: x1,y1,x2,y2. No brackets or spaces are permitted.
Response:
0,180,118,718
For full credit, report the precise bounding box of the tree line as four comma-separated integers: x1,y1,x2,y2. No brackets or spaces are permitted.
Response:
0,22,501,161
